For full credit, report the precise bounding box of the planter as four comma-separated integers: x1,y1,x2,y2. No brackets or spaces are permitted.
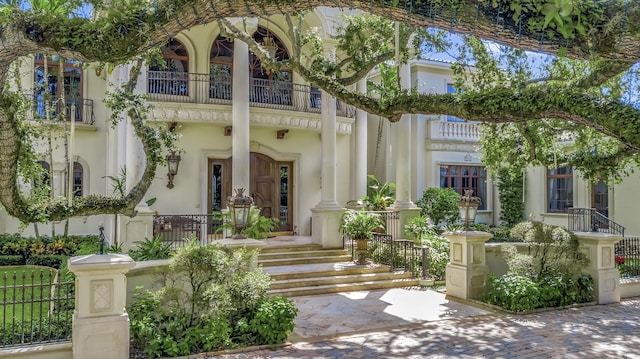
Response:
355,238,370,265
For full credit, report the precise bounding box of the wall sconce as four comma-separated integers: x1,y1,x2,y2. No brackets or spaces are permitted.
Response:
166,151,181,189
458,189,481,231
277,129,289,139
224,126,232,136
228,188,254,239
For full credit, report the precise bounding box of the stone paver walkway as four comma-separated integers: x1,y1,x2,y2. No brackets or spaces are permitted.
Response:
216,296,640,358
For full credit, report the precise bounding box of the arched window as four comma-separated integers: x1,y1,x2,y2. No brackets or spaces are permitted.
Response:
73,162,83,197
34,54,83,121
148,39,189,96
209,36,234,100
249,26,292,105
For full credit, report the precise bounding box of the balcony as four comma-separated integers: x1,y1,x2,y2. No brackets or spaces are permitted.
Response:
147,70,356,118
429,118,480,141
25,94,95,125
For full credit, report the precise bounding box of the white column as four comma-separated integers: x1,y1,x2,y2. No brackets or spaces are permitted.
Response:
318,89,339,207
231,39,250,192
311,86,344,249
393,63,414,209
354,79,368,200
412,115,426,200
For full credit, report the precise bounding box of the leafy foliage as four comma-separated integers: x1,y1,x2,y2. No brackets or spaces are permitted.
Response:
128,243,297,358
482,221,594,311
341,209,384,240
214,206,280,239
497,168,525,227
416,187,460,226
128,235,173,261
361,174,395,211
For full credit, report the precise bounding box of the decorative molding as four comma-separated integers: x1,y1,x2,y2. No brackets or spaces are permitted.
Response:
425,141,478,152
148,104,353,134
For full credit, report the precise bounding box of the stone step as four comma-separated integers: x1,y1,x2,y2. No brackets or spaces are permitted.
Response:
270,271,414,290
260,244,324,254
259,249,348,260
258,254,354,267
263,262,391,280
269,278,420,297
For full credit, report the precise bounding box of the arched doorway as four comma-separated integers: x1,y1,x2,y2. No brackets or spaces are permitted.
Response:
208,152,293,233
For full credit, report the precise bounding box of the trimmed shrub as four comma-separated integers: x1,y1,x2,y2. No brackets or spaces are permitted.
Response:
29,255,67,269
0,255,25,266
416,188,460,226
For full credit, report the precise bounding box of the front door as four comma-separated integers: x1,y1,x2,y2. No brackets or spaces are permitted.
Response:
208,153,293,233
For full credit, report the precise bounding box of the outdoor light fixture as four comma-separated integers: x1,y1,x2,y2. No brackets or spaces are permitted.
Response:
261,22,278,59
458,189,481,231
262,34,277,58
228,188,254,239
166,151,181,189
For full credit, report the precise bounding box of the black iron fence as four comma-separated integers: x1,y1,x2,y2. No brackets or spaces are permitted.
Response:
616,236,640,279
343,233,430,279
147,70,356,118
24,94,95,124
152,214,223,249
568,208,625,236
0,269,74,348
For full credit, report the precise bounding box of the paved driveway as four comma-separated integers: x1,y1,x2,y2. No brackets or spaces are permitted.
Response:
215,295,640,358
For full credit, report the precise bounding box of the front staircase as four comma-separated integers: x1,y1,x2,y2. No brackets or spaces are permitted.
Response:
259,244,419,297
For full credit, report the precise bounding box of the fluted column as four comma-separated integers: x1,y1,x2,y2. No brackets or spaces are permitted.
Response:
231,38,251,192
354,79,368,201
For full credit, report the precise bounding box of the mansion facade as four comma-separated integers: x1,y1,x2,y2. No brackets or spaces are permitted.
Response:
1,8,638,245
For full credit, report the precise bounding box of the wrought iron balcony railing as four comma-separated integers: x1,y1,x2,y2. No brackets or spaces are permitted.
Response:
24,94,95,124
147,70,356,118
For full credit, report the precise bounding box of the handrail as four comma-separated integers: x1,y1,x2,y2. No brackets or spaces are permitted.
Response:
146,70,356,118
24,94,95,124
567,208,625,236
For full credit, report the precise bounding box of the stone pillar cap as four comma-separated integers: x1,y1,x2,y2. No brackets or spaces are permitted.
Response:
68,254,135,272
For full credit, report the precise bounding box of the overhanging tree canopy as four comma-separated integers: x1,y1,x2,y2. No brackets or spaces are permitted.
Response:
1,0,640,223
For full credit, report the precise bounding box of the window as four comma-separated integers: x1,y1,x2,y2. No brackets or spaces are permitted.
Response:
34,54,83,121
547,166,573,213
209,36,234,101
73,162,83,197
148,39,189,96
446,83,465,123
439,165,486,210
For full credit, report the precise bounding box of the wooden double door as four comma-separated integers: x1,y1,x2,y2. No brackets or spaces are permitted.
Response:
208,153,292,233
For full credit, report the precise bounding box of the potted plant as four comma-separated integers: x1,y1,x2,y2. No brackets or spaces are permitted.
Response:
362,175,396,211
341,209,384,264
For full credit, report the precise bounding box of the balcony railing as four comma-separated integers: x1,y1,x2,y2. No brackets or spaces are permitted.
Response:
438,120,480,141
24,94,94,124
147,70,356,118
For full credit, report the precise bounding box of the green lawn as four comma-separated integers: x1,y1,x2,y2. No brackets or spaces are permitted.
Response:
0,266,57,324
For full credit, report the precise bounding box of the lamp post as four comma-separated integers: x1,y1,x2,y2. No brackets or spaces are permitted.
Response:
166,151,181,189
458,189,481,231
228,188,253,239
